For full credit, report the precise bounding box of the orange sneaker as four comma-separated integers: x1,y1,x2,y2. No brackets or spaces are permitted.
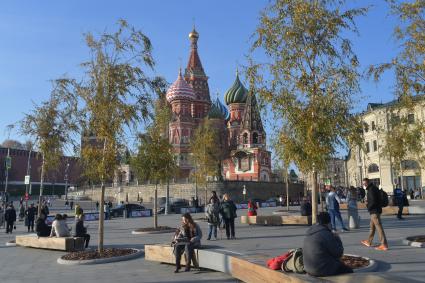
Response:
361,240,372,247
375,245,388,251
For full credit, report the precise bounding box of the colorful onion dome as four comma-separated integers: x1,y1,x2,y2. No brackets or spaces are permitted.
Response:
208,102,223,119
224,72,248,105
166,69,195,103
215,97,230,120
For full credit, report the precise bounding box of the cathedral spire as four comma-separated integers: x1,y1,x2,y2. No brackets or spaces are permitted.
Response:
241,92,264,133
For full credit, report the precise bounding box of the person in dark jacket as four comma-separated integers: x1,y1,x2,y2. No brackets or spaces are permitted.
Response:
219,194,237,240
393,187,405,220
74,214,90,248
4,204,17,234
35,213,51,237
209,191,220,204
303,212,353,277
300,197,312,216
361,178,388,251
25,203,37,232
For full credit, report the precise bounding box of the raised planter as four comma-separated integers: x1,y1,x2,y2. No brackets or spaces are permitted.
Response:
131,226,175,235
342,254,377,273
57,248,143,265
403,235,425,248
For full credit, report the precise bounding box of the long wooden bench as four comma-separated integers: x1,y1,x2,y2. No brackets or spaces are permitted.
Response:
381,206,409,216
339,203,367,210
240,215,311,226
145,244,400,283
16,235,85,252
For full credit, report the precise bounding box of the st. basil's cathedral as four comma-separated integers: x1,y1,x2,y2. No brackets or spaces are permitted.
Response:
165,28,271,182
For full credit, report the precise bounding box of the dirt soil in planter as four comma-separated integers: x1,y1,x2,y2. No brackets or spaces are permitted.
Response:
61,248,137,261
407,235,425,242
134,226,175,232
340,255,370,269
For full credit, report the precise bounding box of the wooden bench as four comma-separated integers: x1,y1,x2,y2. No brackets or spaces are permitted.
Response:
16,235,85,252
240,215,311,226
339,203,367,210
381,206,409,216
145,244,399,283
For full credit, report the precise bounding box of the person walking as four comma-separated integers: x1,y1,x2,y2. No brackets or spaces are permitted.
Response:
220,194,237,240
394,186,405,220
172,213,202,273
74,214,90,249
326,186,348,233
205,198,220,240
69,200,74,211
96,201,99,211
361,178,388,251
4,204,16,234
25,203,37,232
75,204,83,218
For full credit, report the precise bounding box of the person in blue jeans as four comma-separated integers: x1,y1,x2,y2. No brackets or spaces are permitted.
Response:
326,186,349,233
205,198,220,240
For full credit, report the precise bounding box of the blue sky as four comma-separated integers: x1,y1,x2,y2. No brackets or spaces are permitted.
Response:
0,0,399,156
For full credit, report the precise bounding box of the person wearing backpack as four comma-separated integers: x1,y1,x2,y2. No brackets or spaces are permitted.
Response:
303,212,353,277
361,178,388,251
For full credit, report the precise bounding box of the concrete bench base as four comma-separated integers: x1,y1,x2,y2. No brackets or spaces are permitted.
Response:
145,244,399,283
240,215,311,226
16,235,84,252
340,203,367,210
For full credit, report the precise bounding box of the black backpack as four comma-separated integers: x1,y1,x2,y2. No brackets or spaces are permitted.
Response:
380,190,389,207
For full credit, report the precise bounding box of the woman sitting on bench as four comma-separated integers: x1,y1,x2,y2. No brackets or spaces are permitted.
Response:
172,213,202,273
74,214,90,249
35,213,51,237
50,214,71,237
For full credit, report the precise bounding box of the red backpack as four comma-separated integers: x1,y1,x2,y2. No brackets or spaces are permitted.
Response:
266,251,292,270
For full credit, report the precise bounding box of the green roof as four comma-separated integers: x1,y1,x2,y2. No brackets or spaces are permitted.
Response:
224,73,248,105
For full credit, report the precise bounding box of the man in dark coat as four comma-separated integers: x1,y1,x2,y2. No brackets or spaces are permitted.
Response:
25,203,37,232
35,213,51,237
361,178,388,251
74,214,90,248
303,212,352,277
219,194,237,240
4,204,17,234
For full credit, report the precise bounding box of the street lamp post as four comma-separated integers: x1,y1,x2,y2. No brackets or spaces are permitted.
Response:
64,162,70,200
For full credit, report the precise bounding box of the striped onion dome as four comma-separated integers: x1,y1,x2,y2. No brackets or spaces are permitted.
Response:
224,72,248,105
166,69,195,103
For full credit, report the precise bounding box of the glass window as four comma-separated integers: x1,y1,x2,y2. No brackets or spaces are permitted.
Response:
368,164,379,173
373,140,377,151
365,142,370,153
408,114,415,124
371,121,376,130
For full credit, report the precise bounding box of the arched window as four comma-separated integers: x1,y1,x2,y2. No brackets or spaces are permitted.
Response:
253,132,258,144
243,133,248,144
368,163,379,173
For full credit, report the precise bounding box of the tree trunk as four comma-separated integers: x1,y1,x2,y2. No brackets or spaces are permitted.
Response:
205,182,208,208
311,171,318,224
98,182,105,254
37,154,45,216
286,169,290,212
400,163,404,191
154,182,158,229
165,179,169,215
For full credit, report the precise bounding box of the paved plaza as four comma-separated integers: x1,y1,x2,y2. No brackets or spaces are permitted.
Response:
0,201,424,282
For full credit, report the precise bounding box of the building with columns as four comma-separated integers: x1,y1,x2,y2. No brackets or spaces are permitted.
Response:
165,28,271,182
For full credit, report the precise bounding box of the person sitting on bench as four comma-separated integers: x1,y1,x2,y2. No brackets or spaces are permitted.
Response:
74,214,90,249
50,214,71,237
172,213,202,273
35,213,51,237
303,212,352,277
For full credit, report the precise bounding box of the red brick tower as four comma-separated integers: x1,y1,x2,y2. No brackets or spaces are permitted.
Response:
184,27,211,124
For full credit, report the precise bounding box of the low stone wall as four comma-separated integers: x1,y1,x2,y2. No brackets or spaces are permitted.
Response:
71,181,304,205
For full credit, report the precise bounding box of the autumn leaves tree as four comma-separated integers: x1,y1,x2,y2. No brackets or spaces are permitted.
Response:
58,20,164,254
249,0,366,223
